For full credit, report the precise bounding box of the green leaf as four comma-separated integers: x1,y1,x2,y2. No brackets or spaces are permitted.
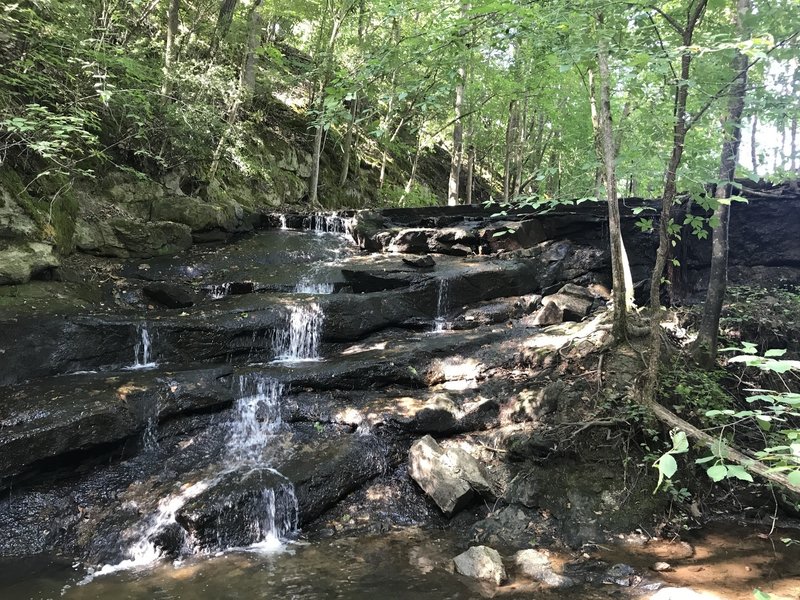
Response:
753,589,771,600
764,349,787,358
659,453,678,478
787,471,800,487
726,465,753,482
707,464,728,482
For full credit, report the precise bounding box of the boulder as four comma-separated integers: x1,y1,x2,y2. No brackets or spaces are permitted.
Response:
0,241,59,284
515,549,575,588
525,301,563,327
76,218,192,258
541,284,594,321
143,282,197,309
151,196,243,233
453,545,507,585
408,435,495,515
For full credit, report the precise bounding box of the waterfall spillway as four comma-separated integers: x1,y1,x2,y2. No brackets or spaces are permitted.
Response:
272,303,323,362
433,279,449,332
294,278,334,294
228,376,283,463
130,325,157,369
90,375,296,578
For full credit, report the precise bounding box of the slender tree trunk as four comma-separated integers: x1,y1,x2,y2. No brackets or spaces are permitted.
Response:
596,15,628,339
643,0,707,403
208,0,262,180
512,98,527,198
448,63,466,206
503,100,517,202
694,0,750,367
792,113,798,174
309,0,356,206
404,134,422,197
161,0,180,97
751,114,759,177
339,96,358,186
210,0,238,56
466,145,475,204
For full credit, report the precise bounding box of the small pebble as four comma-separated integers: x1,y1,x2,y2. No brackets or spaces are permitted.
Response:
651,562,672,572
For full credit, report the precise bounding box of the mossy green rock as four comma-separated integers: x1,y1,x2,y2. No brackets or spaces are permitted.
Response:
76,218,192,258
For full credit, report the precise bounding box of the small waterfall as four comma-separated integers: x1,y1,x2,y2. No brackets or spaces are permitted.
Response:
209,282,231,299
272,303,323,362
433,279,450,332
309,212,347,235
294,277,334,294
90,376,297,578
228,376,283,463
279,214,288,230
130,325,157,369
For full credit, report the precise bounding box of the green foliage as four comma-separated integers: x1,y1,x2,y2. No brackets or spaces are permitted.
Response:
379,182,439,208
660,359,732,425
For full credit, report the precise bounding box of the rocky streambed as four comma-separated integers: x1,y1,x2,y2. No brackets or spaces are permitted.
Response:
1,204,799,599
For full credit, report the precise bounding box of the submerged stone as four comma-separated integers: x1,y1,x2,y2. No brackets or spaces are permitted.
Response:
453,545,507,585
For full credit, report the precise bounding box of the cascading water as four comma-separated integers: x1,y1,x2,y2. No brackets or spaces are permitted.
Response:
309,212,349,235
433,279,449,332
209,282,231,299
272,303,323,362
279,214,288,230
88,375,297,579
228,376,283,463
130,325,157,369
294,278,334,294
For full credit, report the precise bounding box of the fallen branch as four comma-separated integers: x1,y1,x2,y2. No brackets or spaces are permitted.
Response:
644,397,800,496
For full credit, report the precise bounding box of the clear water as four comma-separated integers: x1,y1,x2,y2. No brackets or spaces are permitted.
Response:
5,524,799,600
433,279,450,332
128,325,157,370
272,304,323,362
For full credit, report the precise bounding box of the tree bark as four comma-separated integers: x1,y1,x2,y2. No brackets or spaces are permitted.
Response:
643,0,707,403
448,63,466,206
339,96,358,186
466,144,475,204
503,100,517,203
160,0,180,98
751,114,759,177
596,15,628,339
208,0,262,180
694,0,750,367
210,0,238,56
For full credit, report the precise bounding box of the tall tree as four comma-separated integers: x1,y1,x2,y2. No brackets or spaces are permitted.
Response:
694,0,751,366
161,0,181,98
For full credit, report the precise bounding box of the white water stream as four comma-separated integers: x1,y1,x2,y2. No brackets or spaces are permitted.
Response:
128,325,157,370
272,304,323,362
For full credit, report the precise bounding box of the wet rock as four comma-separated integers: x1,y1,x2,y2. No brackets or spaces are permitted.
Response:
408,435,495,516
515,549,575,588
603,563,639,586
649,587,722,600
402,255,435,268
470,505,549,550
143,282,197,308
176,467,297,551
453,545,507,585
0,241,59,284
651,561,672,572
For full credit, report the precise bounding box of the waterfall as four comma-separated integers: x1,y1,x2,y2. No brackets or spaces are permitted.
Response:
294,278,334,294
88,375,297,579
310,212,347,235
228,376,283,463
272,303,323,362
279,214,288,230
433,279,450,332
130,325,157,369
209,282,231,299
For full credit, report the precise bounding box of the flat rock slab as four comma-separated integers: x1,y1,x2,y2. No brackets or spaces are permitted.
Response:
0,365,233,481
515,548,575,588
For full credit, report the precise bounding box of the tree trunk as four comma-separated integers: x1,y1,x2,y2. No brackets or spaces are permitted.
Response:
448,63,466,206
694,0,750,367
503,100,517,203
751,114,759,176
208,0,262,180
596,15,628,339
160,0,180,98
308,0,356,206
466,144,475,204
210,0,238,56
643,0,707,403
339,96,358,186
